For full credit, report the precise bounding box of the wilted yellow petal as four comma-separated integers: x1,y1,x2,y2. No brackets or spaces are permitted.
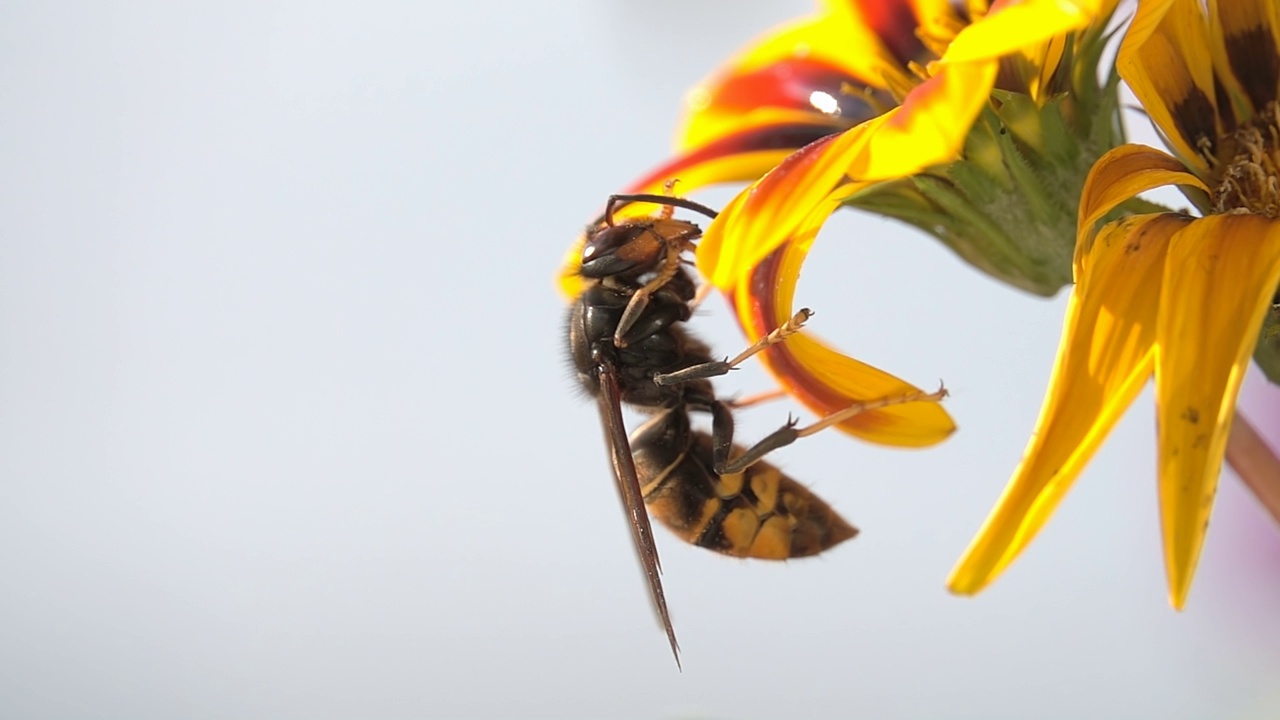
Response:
948,212,1191,595
1075,144,1208,269
1155,214,1280,608
1118,0,1217,176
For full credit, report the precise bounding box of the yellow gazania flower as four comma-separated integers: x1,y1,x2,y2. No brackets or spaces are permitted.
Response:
948,0,1280,608
559,0,968,447
696,0,1117,290
687,0,1113,446
559,0,934,300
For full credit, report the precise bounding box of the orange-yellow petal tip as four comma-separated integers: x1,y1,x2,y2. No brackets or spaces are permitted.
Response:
948,213,1186,597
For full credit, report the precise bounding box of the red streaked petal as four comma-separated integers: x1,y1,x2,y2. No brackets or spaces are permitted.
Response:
679,8,915,151
678,57,883,152
826,0,931,67
696,129,876,290
695,65,999,297
727,209,956,447
695,61,998,298
640,123,849,192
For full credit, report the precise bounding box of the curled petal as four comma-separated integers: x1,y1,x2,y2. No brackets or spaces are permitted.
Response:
948,212,1191,596
1118,0,1218,176
696,66,1001,297
1155,214,1280,608
728,197,955,446
1075,144,1208,269
697,130,875,290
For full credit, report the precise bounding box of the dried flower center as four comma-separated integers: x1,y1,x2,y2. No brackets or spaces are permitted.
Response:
1213,103,1280,218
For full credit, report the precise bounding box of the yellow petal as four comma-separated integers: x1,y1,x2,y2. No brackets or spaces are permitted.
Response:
1118,0,1218,176
725,193,955,446
940,0,1094,64
759,332,958,446
1075,144,1208,269
848,59,999,180
1019,32,1067,102
1154,214,1280,608
696,129,875,290
948,212,1191,595
1014,0,1118,102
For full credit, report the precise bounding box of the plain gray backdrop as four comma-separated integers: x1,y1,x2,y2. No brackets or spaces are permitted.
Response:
2,2,1279,718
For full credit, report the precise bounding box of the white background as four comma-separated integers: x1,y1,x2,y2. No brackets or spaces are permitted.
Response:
2,2,1278,718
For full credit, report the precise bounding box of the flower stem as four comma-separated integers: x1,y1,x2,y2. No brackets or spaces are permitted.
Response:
1226,412,1280,528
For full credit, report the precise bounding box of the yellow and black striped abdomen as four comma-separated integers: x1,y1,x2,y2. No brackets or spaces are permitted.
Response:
631,411,857,559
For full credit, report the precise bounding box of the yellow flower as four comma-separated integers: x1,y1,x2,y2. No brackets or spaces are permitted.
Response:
687,0,1114,446
948,0,1280,608
560,0,984,447
559,0,936,300
696,0,1118,290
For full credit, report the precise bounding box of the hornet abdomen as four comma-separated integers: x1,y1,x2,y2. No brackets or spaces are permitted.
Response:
631,409,857,559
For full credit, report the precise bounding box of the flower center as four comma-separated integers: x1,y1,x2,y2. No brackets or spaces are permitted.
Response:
1213,103,1280,218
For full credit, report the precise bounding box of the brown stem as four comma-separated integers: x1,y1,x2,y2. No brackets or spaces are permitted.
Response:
1226,412,1280,528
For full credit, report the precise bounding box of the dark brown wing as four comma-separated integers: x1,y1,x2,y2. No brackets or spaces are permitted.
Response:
594,358,680,668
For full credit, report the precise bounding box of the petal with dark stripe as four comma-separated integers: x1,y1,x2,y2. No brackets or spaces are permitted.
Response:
727,201,956,447
1119,0,1220,177
947,212,1190,596
696,129,873,290
679,56,886,152
827,0,930,68
677,7,912,151
1211,0,1280,113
